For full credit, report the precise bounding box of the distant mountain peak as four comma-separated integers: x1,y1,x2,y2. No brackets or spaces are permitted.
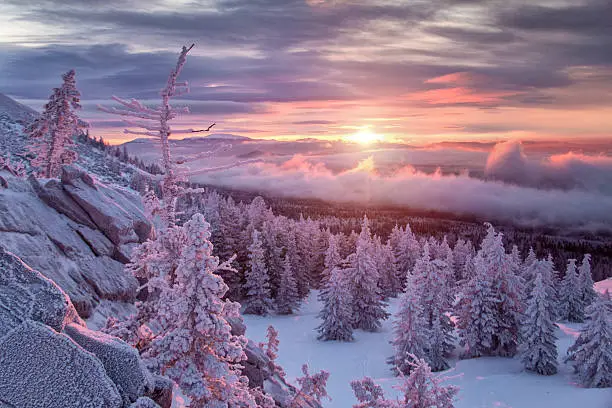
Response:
0,93,38,123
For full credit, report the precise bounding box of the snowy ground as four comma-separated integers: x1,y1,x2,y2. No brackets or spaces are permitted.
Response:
242,291,612,408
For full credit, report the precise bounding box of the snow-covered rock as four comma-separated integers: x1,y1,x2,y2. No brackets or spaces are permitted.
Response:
0,168,151,317
129,397,161,407
0,246,83,335
146,375,173,408
64,323,154,405
62,166,153,245
0,320,123,408
0,250,165,407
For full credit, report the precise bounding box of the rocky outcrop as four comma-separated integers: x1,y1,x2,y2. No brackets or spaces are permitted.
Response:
0,249,167,408
64,323,154,405
0,320,124,408
0,246,83,334
0,167,152,317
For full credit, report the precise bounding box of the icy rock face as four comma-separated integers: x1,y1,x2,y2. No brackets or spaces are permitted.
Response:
0,168,152,317
0,320,123,408
0,251,163,408
64,323,154,405
0,246,84,335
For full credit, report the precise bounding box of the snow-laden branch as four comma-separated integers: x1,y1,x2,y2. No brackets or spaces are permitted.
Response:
97,105,158,121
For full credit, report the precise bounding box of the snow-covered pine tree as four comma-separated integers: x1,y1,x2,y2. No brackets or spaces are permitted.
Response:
452,238,474,282
323,232,342,282
378,241,401,299
98,44,218,227
145,213,258,407
412,244,454,370
578,254,597,307
565,291,612,388
396,358,459,408
519,270,558,375
243,229,274,315
559,259,584,322
388,274,430,375
456,253,499,358
26,69,86,178
293,364,330,406
522,247,537,280
478,224,523,356
276,253,300,315
349,215,389,332
317,266,354,342
350,377,392,408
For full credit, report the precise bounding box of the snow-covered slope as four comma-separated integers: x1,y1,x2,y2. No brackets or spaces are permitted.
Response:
0,93,154,186
243,291,612,408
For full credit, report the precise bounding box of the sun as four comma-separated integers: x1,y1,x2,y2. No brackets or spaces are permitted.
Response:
346,129,384,145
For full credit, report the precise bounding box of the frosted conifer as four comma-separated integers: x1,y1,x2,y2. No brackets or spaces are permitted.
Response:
566,292,612,388
26,69,86,178
276,254,300,315
244,229,274,315
519,271,558,375
317,266,354,342
349,215,389,331
559,259,584,322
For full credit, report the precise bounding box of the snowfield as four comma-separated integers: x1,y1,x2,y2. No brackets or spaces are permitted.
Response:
243,290,612,408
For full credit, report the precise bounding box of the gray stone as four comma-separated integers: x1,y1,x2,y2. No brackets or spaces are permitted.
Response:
76,225,115,257
65,323,154,405
0,246,84,337
29,175,98,229
0,320,122,408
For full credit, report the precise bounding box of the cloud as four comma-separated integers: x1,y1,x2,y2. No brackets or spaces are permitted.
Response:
485,141,612,195
188,149,612,232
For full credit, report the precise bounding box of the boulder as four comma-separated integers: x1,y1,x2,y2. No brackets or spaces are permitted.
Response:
0,246,83,336
30,175,98,229
146,375,174,408
79,256,138,302
0,171,151,317
76,225,115,257
0,320,122,408
61,166,152,245
65,323,154,405
130,397,161,408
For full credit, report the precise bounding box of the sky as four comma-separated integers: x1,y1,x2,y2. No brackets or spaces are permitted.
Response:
1,0,611,145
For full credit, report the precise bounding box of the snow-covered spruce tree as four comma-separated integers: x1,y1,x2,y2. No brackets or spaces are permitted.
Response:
559,259,584,322
388,274,430,375
349,215,389,332
412,244,454,370
351,377,394,408
98,44,216,226
26,69,86,178
292,364,330,406
244,229,274,315
259,325,286,379
378,241,401,299
578,254,597,307
276,253,300,315
456,253,499,358
323,232,342,283
397,358,459,408
145,213,258,407
519,271,558,375
317,266,354,342
565,291,612,388
479,224,524,356
452,238,474,282
355,358,458,408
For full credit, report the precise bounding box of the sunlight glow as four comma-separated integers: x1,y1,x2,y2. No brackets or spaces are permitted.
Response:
345,129,385,145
